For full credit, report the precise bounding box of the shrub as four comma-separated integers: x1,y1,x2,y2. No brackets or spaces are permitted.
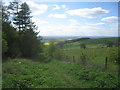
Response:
80,50,89,65
94,72,118,88
2,39,8,54
53,48,65,60
35,53,51,63
44,42,66,60
107,47,119,64
47,42,57,58
106,41,114,47
80,43,86,49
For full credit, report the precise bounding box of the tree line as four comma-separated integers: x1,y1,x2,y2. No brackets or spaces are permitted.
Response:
2,1,42,59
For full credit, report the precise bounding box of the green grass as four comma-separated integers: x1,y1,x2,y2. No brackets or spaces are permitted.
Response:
63,37,118,48
63,47,118,71
62,38,118,72
3,58,118,88
3,37,119,88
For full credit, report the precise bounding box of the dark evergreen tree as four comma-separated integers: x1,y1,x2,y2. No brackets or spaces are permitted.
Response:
2,2,21,58
13,2,42,58
8,1,20,30
2,1,42,58
2,21,21,58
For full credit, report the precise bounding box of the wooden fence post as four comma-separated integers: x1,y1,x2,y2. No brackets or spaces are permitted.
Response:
105,57,108,71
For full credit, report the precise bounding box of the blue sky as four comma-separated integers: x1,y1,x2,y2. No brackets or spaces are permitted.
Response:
3,0,119,36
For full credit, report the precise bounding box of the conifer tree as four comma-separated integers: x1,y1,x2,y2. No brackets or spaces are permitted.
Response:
12,2,42,57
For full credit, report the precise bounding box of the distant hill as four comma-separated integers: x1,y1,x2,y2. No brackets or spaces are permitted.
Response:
58,37,90,44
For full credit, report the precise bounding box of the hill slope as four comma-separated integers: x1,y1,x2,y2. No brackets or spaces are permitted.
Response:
3,59,118,88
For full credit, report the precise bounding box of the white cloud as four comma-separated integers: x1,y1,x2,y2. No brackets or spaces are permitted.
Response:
68,19,80,26
52,4,68,10
66,7,109,18
38,23,117,36
61,5,69,10
101,16,118,22
48,13,67,18
35,18,117,36
88,23,105,26
32,18,48,25
34,19,118,36
68,19,78,23
26,1,48,16
61,5,66,8
4,1,9,6
53,5,61,10
37,18,118,36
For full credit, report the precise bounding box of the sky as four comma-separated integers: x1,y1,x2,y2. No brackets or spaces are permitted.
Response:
3,0,119,37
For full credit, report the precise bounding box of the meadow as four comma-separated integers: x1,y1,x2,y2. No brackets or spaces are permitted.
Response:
2,59,118,88
2,37,119,88
62,38,119,72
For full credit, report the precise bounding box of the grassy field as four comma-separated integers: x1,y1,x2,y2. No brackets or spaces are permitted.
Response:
2,59,118,88
62,46,118,71
2,37,119,88
61,37,118,72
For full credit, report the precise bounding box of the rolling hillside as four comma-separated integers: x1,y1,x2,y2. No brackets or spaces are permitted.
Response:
2,59,119,88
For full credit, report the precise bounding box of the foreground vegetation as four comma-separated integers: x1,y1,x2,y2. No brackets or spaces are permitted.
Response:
3,59,119,88
2,37,119,88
